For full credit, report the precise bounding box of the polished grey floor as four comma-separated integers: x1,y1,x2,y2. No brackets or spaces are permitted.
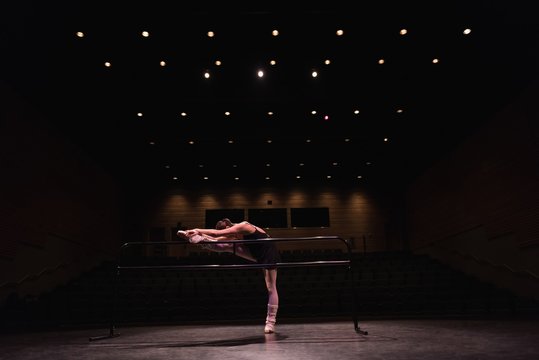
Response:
1,318,539,360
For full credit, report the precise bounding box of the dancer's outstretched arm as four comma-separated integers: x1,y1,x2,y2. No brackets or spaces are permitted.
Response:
177,228,255,262
189,221,253,237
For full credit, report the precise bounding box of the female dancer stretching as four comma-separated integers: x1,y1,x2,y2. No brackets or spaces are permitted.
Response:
177,218,281,333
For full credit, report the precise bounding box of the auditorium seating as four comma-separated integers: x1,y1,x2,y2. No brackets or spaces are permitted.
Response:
1,250,538,331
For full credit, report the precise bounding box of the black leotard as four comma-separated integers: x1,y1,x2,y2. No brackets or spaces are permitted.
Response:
243,225,281,269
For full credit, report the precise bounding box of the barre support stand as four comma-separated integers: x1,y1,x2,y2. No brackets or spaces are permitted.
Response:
89,236,368,340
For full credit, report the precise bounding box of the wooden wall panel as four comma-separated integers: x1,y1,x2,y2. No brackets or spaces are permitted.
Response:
135,185,401,254
405,84,539,298
0,81,123,302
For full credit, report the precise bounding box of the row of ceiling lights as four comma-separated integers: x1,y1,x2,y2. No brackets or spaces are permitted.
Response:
166,161,374,183
75,27,472,70
75,27,473,40
136,109,404,118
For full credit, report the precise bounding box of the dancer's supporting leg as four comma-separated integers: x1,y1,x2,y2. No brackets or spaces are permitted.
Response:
263,268,279,333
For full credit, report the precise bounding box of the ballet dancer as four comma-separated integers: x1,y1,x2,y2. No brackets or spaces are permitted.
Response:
177,218,280,333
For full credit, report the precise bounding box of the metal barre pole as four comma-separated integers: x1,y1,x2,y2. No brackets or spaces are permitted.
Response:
119,236,347,248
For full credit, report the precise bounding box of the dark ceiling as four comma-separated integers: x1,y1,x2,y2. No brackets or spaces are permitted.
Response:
3,1,538,190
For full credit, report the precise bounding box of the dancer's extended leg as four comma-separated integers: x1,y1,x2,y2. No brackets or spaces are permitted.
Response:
177,230,256,262
177,230,214,244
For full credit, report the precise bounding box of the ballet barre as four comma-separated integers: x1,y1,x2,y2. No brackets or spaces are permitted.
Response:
89,236,368,341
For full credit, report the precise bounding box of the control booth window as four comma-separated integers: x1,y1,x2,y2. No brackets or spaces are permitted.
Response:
205,209,245,228
247,208,288,229
290,207,330,228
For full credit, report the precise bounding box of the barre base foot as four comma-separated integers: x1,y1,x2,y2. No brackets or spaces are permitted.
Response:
89,332,121,341
355,327,368,335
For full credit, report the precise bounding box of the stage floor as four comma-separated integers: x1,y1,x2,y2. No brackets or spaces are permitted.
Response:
2,318,539,360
